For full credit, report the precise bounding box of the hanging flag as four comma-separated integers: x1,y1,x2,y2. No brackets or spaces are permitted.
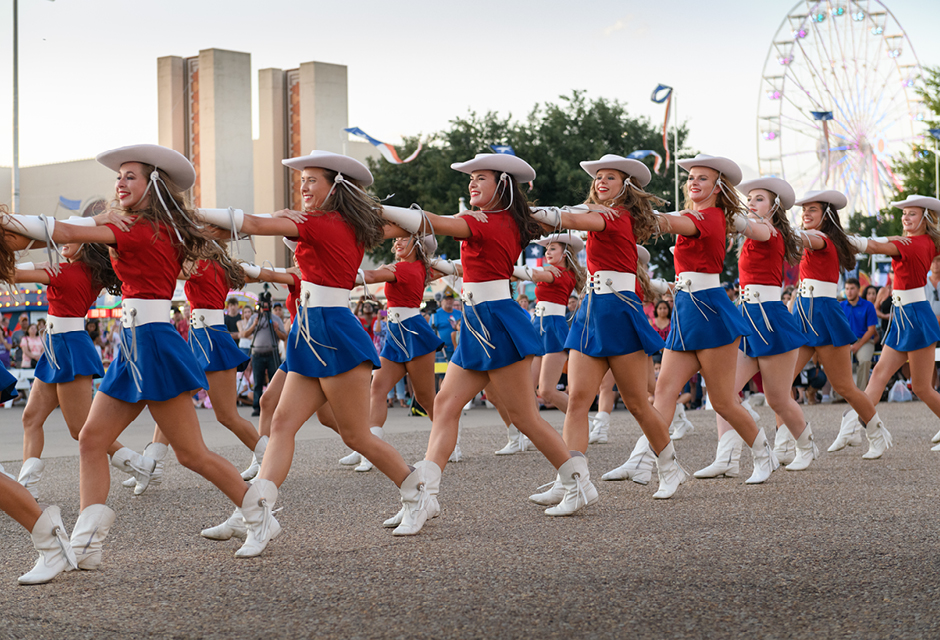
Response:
651,84,674,170
58,196,82,211
627,150,663,174
490,145,516,155
344,127,422,164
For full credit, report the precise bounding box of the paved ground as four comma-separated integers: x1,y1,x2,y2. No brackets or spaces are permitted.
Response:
1,399,939,639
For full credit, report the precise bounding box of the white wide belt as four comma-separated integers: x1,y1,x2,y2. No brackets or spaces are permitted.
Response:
588,271,636,295
45,315,86,335
741,285,782,305
190,308,224,329
798,279,837,299
300,281,351,308
387,307,420,323
893,288,926,306
675,271,721,293
535,301,567,317
462,280,511,304
121,299,171,328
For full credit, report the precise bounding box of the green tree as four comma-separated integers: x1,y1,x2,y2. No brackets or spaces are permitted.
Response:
366,91,695,280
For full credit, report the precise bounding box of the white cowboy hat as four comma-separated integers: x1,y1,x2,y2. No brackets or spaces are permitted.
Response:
450,153,536,183
890,195,940,214
738,177,796,210
579,154,652,188
677,154,742,186
282,150,373,186
96,144,196,190
534,232,585,253
794,189,848,210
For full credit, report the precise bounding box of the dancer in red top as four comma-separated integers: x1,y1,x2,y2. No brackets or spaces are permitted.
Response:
849,196,940,452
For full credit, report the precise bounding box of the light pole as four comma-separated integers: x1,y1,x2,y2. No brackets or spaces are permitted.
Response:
929,129,940,200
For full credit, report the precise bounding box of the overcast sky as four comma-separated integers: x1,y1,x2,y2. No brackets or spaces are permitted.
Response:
1,0,938,182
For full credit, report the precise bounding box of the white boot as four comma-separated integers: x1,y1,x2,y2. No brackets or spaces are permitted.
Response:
601,435,654,484
588,412,611,444
693,430,745,478
653,441,688,499
393,465,435,536
932,428,940,444
235,479,280,558
528,477,565,506
241,435,268,481
670,403,695,440
355,427,384,472
200,508,247,540
132,443,167,495
741,397,761,423
449,422,463,462
383,460,441,528
545,453,598,516
339,450,362,466
17,457,45,499
495,425,526,455
18,506,77,585
745,429,779,484
772,426,797,465
829,409,862,452
862,412,893,460
785,424,818,471
70,504,116,570
110,447,157,495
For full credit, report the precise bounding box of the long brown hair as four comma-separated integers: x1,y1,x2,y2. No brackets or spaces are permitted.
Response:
0,206,18,283
197,241,247,291
474,171,542,247
402,236,435,287
636,263,655,302
921,208,940,253
76,243,122,296
318,168,385,250
813,204,857,271
110,163,211,265
585,171,663,243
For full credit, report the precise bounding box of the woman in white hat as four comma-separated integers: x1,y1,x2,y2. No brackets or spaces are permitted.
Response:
649,154,777,485
528,154,682,500
787,190,891,459
381,152,598,528
13,242,126,500
199,150,434,547
693,177,814,478
842,195,940,451
345,233,445,472
0,144,272,567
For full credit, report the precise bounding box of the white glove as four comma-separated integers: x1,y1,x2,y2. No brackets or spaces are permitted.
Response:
283,238,298,252
381,206,424,234
241,263,262,279
650,278,671,295
0,214,55,242
512,265,538,281
15,262,34,271
531,207,562,227
636,245,651,266
846,235,870,253
355,269,365,286
732,213,750,233
429,258,458,276
195,207,244,232
62,216,96,227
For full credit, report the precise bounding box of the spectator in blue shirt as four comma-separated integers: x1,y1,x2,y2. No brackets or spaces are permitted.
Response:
431,294,462,361
840,278,878,390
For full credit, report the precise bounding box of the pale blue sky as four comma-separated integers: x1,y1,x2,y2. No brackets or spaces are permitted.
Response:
1,0,938,180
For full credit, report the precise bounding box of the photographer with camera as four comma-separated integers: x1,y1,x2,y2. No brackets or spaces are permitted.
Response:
244,287,286,417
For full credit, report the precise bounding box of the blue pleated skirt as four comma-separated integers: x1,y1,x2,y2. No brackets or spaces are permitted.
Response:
665,288,752,352
286,306,380,378
380,315,444,363
883,300,940,352
35,331,105,384
99,323,209,403
792,296,856,348
452,299,543,371
740,301,809,358
190,325,250,372
533,314,570,354
0,367,17,402
566,291,664,357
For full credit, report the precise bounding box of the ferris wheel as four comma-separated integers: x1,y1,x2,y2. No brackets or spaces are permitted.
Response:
756,0,926,217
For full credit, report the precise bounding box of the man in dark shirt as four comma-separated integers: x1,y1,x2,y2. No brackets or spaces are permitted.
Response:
224,298,241,338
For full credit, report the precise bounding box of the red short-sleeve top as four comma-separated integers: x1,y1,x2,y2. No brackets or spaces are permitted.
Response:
673,208,727,274
535,268,576,305
288,212,363,289
286,273,302,321
739,232,785,287
799,236,840,283
891,234,938,290
586,207,637,274
105,219,183,299
385,260,427,308
460,211,522,283
185,260,230,310
47,262,99,318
